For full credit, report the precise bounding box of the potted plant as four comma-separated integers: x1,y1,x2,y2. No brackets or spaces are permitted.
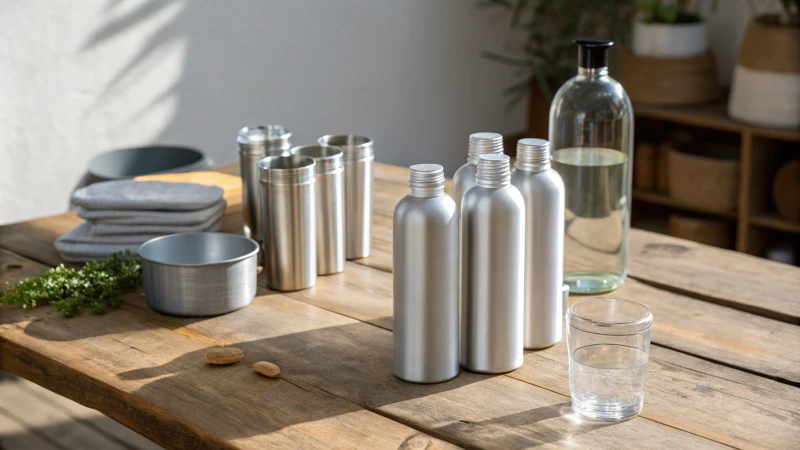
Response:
621,0,720,105
728,0,800,129
479,0,637,138
632,0,714,58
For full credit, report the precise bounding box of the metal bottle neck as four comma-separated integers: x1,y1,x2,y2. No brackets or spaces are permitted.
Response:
476,154,511,188
409,164,445,198
515,138,551,172
466,132,504,165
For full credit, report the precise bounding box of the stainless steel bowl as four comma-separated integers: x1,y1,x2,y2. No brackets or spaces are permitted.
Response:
139,232,259,316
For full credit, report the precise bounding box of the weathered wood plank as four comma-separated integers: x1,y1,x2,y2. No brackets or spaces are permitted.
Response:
283,262,800,449
0,255,457,450
121,289,725,449
627,230,800,323
0,318,456,450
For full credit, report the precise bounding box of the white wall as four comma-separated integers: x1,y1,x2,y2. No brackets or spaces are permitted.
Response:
0,0,526,224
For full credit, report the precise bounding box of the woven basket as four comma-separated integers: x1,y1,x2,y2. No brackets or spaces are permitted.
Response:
668,145,739,213
728,15,800,129
621,50,720,106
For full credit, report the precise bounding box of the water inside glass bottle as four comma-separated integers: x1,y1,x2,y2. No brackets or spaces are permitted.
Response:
552,147,628,293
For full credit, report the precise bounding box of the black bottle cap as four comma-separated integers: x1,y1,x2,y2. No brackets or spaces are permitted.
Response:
575,37,613,69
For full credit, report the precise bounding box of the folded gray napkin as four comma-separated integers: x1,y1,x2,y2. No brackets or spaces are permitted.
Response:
88,208,223,236
77,199,227,225
56,223,161,245
55,242,143,262
56,217,222,262
72,180,223,211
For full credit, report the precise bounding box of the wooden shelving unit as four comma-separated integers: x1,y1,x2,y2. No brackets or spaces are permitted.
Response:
632,96,800,260
632,189,738,219
750,214,800,234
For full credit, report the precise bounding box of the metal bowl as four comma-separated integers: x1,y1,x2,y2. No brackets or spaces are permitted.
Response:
139,233,259,316
88,145,213,181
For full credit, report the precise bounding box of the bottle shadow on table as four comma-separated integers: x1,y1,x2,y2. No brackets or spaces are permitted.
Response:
110,315,614,445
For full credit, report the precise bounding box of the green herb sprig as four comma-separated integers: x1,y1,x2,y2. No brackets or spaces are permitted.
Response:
0,252,143,317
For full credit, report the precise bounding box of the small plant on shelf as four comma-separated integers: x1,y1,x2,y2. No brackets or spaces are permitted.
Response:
479,0,636,106
638,0,710,24
632,0,717,58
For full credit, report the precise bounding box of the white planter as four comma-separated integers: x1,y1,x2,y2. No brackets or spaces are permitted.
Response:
728,65,800,129
632,21,708,58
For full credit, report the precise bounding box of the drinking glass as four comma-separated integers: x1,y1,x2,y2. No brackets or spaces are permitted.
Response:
566,298,652,420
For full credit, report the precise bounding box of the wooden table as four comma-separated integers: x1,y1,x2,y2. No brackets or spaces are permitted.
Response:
1,162,799,449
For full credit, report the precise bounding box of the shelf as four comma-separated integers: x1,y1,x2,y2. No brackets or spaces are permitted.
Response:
635,98,800,143
750,214,800,234
632,189,738,219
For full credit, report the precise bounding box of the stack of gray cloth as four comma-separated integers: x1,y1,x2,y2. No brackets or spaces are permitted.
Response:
56,180,226,261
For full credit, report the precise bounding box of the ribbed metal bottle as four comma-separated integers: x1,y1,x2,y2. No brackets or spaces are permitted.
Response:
393,164,459,384
451,132,504,212
460,154,525,373
510,138,565,349
258,155,316,291
238,125,292,243
317,134,374,259
291,145,345,275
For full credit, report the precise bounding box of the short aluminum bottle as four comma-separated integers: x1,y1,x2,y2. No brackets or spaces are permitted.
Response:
291,145,345,275
510,138,565,349
460,153,525,373
452,132,504,212
317,135,374,259
258,155,317,291
393,164,459,383
238,125,292,243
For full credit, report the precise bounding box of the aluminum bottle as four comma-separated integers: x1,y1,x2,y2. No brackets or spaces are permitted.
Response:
291,145,345,275
451,132,504,212
393,164,459,384
510,138,565,349
318,135,373,259
258,155,316,291
238,125,292,243
460,154,525,373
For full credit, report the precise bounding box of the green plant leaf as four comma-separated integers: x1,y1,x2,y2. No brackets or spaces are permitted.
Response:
481,51,534,67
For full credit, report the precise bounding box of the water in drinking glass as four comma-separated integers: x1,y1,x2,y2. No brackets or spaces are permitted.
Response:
569,343,648,420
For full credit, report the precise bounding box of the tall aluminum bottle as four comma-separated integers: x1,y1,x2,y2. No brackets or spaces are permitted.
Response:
510,138,565,349
317,135,374,259
549,38,633,294
460,154,525,373
393,164,459,383
451,132,504,212
237,125,292,243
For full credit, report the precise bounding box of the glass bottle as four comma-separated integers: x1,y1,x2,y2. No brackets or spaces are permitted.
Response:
549,38,633,294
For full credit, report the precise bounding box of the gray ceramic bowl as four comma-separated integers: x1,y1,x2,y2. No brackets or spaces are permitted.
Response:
88,145,213,181
139,233,259,316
